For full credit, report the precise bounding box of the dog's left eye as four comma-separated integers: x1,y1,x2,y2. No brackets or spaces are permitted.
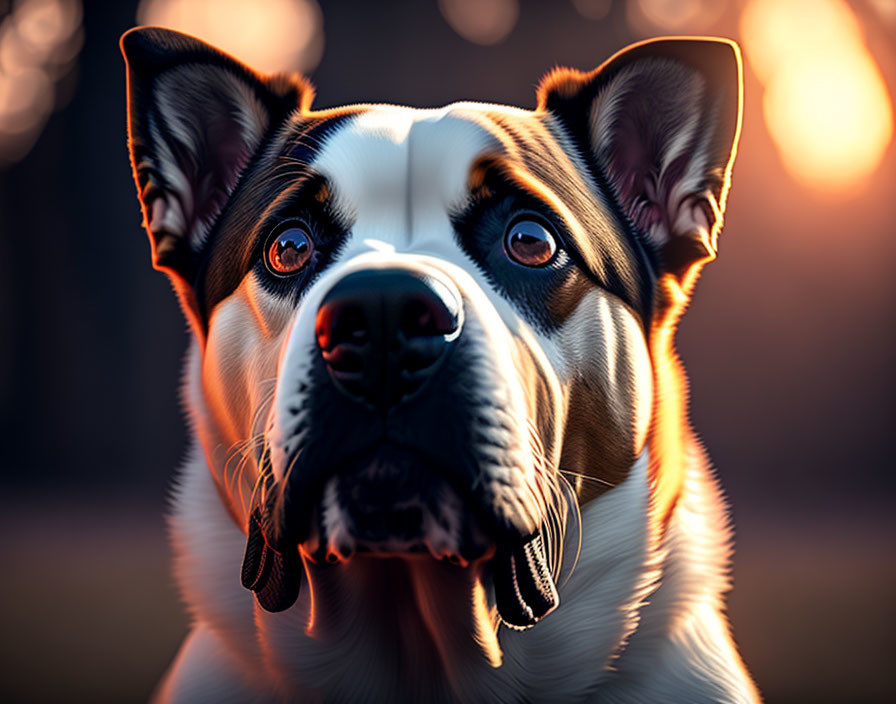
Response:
265,223,314,276
504,219,557,267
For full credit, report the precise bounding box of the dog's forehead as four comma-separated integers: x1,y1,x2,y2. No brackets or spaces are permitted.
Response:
309,104,520,243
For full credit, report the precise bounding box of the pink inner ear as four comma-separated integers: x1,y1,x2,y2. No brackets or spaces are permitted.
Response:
611,119,650,207
148,185,186,238
605,114,722,252
607,119,669,244
587,56,734,256
192,115,254,233
672,196,713,247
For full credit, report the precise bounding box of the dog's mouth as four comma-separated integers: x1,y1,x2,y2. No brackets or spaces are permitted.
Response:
242,443,560,629
302,444,493,565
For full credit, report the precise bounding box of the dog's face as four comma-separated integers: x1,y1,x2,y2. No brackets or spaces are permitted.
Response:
122,29,740,631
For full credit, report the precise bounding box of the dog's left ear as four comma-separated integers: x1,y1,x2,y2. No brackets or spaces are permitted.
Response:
538,38,742,285
121,27,312,337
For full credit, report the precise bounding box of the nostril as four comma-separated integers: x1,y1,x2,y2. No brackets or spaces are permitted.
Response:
400,337,447,372
400,297,434,337
316,301,369,351
399,293,457,338
321,345,365,373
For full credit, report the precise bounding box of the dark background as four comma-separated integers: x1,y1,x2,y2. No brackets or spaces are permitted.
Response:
1,1,894,702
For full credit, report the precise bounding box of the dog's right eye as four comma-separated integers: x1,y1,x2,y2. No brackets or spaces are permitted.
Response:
504,218,558,268
265,223,315,276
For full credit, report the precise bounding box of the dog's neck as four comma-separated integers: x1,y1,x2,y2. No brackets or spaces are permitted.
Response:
261,556,500,701
170,438,660,702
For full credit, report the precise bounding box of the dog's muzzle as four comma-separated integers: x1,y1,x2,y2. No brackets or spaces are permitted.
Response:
241,265,560,629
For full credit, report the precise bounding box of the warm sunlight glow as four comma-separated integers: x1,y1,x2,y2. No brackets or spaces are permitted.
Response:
740,0,862,84
764,51,893,190
136,0,324,73
741,0,894,191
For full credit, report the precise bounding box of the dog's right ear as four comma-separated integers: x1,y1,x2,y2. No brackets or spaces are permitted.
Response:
121,27,312,338
537,38,742,291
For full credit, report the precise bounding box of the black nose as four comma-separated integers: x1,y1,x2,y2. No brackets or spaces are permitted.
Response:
315,268,462,408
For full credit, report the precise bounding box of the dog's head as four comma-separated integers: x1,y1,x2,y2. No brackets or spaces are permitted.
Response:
122,28,740,632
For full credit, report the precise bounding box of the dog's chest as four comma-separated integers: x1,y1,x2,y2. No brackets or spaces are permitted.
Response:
171,436,655,702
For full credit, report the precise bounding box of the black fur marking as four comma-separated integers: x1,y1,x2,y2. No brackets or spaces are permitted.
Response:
288,114,354,164
451,156,651,332
191,115,359,318
452,193,579,334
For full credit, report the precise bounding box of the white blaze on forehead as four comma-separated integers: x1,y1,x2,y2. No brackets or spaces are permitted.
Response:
311,105,499,251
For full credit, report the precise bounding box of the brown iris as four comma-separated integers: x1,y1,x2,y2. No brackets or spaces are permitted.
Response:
265,224,314,276
504,219,557,267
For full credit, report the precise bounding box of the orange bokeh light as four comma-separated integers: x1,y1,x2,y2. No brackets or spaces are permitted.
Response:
740,0,862,84
0,0,82,165
626,0,725,35
764,50,893,191
438,0,519,46
136,0,324,73
741,0,894,192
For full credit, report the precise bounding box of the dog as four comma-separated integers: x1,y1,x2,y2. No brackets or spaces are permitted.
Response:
121,26,759,703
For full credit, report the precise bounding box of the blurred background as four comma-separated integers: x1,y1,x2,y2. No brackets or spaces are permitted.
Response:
0,0,893,702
